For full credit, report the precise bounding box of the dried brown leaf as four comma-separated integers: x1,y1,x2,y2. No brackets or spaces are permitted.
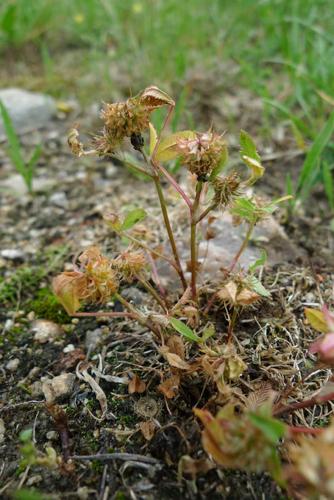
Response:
236,289,261,305
158,374,180,399
140,86,175,109
165,352,191,370
139,420,156,441
217,281,238,304
167,335,185,359
128,373,146,394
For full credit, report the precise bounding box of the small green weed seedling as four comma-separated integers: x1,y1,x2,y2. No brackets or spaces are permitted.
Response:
0,100,42,194
51,87,334,494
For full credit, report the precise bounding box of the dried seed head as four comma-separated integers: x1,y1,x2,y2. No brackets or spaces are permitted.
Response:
100,97,151,152
78,246,119,303
176,131,226,178
213,173,241,208
91,131,120,156
114,251,147,282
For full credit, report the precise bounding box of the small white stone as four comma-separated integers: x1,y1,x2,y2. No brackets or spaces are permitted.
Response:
63,344,75,353
49,191,68,209
31,320,63,344
3,319,14,331
1,249,25,261
46,430,58,440
42,373,75,402
6,358,20,372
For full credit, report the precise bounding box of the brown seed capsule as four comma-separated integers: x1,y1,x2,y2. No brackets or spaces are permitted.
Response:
176,131,227,178
213,172,241,208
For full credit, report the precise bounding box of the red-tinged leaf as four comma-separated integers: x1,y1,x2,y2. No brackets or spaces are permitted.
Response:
140,86,175,109
52,271,86,315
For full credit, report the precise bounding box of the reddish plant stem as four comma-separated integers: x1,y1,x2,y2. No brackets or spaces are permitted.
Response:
196,203,218,224
190,181,203,301
288,426,323,436
145,250,168,302
155,161,193,210
274,391,334,417
73,311,136,319
152,173,187,290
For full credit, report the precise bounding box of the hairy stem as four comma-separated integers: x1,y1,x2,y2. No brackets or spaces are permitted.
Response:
136,276,168,313
196,203,218,224
288,426,323,436
73,311,136,319
229,222,255,272
227,306,238,343
155,161,193,210
190,181,203,301
152,174,187,290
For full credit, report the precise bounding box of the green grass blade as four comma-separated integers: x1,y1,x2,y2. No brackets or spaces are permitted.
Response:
0,100,26,175
297,110,334,195
27,144,42,176
322,161,334,210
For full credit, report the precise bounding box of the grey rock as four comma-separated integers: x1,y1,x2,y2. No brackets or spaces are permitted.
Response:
42,373,75,402
85,328,103,351
122,286,146,305
158,211,301,289
1,174,56,196
0,88,56,137
197,212,301,281
1,248,25,261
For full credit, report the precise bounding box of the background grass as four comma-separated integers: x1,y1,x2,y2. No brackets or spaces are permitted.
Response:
1,0,334,203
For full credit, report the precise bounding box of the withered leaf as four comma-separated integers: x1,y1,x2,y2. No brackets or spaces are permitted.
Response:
165,352,191,370
52,271,86,315
167,335,185,359
140,86,175,109
217,281,238,304
158,374,180,399
58,348,85,371
178,455,215,479
236,289,261,305
128,373,146,394
139,420,156,441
